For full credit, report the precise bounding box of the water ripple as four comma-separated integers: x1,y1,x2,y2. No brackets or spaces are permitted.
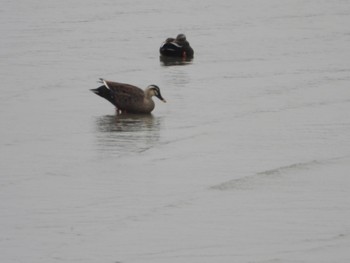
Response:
94,114,162,156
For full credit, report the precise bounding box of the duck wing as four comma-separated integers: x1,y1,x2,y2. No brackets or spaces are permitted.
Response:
101,79,146,112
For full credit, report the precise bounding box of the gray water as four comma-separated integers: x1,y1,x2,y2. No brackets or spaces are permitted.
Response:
1,1,350,262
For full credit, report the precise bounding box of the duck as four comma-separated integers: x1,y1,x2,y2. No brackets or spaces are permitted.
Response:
91,78,166,114
159,33,194,59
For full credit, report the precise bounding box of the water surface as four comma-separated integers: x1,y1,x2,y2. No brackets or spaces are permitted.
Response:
1,0,350,262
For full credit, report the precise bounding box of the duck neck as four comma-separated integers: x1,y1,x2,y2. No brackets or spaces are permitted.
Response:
144,88,154,99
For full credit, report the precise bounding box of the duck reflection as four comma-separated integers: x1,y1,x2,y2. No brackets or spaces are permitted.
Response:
159,56,193,67
94,113,161,155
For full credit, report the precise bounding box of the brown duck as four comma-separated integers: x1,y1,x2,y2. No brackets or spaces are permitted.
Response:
91,78,166,114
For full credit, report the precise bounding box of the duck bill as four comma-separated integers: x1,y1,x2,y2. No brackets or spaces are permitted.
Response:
157,95,166,103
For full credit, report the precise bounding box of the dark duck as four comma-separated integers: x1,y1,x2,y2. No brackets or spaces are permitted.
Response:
159,34,194,59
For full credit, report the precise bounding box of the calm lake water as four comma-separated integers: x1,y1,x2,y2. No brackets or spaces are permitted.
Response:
1,0,350,262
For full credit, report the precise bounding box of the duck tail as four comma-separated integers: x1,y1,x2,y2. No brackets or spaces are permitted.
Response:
90,85,115,106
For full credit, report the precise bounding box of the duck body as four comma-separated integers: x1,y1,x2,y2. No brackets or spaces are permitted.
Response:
91,79,166,114
160,42,184,57
159,34,194,59
159,41,194,58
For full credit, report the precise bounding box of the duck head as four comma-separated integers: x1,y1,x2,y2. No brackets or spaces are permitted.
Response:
147,85,166,102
